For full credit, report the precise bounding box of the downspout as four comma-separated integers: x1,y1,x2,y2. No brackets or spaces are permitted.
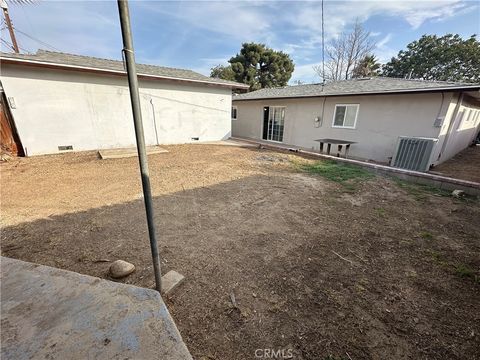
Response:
150,98,160,146
321,96,327,125
435,92,445,122
437,92,464,162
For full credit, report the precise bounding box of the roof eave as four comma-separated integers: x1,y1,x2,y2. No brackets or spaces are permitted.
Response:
233,86,480,101
0,57,250,90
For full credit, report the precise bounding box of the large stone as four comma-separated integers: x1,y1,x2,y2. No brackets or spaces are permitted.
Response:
452,189,466,198
109,260,135,278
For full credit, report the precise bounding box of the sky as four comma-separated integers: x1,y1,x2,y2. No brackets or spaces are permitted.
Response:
1,0,479,84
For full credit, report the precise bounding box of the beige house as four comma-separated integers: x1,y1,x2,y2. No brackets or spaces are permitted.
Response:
232,78,480,170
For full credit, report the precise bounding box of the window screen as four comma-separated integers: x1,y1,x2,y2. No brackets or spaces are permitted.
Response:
333,104,358,128
333,106,346,126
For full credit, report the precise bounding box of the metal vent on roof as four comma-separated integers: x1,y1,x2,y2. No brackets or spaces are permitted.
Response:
58,145,73,151
391,137,438,172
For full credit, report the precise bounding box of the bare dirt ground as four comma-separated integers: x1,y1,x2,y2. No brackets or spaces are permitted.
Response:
1,144,479,360
431,144,480,183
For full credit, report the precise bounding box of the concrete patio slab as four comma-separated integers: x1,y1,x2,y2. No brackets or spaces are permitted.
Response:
99,146,168,159
0,257,192,360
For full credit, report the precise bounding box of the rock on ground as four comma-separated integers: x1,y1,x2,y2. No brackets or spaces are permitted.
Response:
109,260,135,278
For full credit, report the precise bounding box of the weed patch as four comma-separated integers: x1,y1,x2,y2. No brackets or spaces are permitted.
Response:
428,251,478,283
375,207,386,217
420,231,433,240
429,251,449,266
393,179,451,201
455,264,477,281
299,160,374,189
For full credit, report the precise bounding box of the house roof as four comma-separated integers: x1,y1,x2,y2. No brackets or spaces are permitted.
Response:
0,50,249,89
233,77,480,101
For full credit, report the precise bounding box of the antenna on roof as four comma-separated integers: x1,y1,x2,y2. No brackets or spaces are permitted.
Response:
321,0,325,90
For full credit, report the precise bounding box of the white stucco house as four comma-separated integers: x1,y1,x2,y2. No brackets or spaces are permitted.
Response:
0,50,248,156
232,78,480,170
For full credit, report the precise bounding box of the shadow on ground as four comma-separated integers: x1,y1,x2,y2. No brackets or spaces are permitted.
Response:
2,173,479,360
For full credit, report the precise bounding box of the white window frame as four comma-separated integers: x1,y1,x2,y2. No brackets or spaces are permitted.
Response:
332,104,359,129
231,106,238,120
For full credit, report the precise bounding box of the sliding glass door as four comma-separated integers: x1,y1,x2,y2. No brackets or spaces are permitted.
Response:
262,106,285,142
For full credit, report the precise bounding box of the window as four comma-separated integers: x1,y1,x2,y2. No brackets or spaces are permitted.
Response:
456,109,467,130
263,106,285,142
332,104,359,129
231,106,238,120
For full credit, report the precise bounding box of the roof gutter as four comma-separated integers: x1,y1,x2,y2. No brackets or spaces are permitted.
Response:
0,57,250,90
232,86,480,101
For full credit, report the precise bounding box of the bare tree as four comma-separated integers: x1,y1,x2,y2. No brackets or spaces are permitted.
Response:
314,20,375,82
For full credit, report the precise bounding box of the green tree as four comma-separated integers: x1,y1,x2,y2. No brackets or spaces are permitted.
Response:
382,34,480,83
352,54,381,78
211,43,294,90
210,65,236,81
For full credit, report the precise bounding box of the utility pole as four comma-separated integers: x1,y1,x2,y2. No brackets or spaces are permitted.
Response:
1,0,19,53
117,0,162,293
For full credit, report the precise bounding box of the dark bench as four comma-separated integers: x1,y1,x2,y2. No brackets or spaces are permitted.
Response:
314,138,357,158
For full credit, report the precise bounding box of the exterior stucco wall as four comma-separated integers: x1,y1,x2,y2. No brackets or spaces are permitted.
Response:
0,64,232,155
233,92,454,164
436,94,480,164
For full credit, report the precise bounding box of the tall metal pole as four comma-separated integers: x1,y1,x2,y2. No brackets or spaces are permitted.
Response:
1,1,20,53
117,0,162,292
321,0,325,88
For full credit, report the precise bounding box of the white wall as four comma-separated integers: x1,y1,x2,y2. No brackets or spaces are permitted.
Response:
233,93,450,164
0,64,232,155
437,94,480,163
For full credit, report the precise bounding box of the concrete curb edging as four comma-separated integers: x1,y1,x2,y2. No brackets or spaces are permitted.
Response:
230,137,480,196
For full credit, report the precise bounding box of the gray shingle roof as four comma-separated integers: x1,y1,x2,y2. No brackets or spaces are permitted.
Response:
0,50,248,89
233,77,480,101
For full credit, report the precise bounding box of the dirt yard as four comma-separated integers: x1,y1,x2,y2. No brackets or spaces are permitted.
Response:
1,144,479,360
431,144,480,183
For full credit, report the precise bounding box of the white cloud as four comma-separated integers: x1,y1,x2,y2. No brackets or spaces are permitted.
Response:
1,0,476,76
136,1,274,41
375,33,397,62
191,57,231,76
286,0,470,43
377,33,392,48
290,62,323,84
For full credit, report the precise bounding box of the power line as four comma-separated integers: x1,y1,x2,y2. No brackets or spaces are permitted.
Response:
13,26,60,51
1,36,31,53
1,37,16,51
6,0,37,5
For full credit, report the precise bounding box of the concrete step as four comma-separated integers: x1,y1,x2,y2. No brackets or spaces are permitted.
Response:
0,257,192,360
